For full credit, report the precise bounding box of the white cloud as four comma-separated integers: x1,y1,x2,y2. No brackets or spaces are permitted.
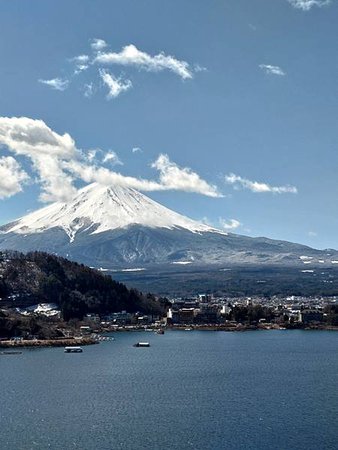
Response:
102,151,123,166
91,38,108,51
259,64,286,76
0,117,222,201
74,65,89,75
132,147,142,154
71,54,89,64
0,117,77,202
86,149,98,162
39,39,201,99
308,231,318,237
83,82,95,98
225,173,297,194
38,77,69,91
95,44,194,80
219,218,241,231
152,154,222,198
64,154,222,198
0,156,29,199
288,0,331,10
99,69,132,99
64,159,163,192
193,64,207,73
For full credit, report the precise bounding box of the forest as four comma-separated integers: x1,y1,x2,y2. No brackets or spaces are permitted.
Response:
0,251,167,320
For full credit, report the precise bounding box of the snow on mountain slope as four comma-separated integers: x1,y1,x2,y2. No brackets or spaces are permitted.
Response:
4,183,223,241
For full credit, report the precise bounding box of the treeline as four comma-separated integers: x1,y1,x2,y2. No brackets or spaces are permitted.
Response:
324,305,338,326
226,304,338,326
0,251,167,320
0,310,44,339
228,305,275,324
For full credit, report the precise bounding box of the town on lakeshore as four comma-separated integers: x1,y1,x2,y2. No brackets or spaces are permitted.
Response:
1,292,337,349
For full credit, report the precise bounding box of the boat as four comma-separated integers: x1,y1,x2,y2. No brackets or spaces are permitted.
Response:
64,346,83,353
156,329,165,335
133,342,150,347
184,327,193,331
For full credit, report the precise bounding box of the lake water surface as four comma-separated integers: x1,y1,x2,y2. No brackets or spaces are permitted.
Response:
0,330,337,450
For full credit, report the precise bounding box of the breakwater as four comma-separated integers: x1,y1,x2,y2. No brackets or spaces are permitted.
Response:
0,337,98,348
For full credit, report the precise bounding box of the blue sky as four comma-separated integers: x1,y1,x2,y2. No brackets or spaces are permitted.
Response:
0,0,338,248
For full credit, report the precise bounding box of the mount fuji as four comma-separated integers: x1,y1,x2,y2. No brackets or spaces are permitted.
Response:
0,183,336,269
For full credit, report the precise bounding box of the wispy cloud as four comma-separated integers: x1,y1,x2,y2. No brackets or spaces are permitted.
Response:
85,148,123,166
225,173,297,194
38,77,69,91
0,117,222,202
0,156,29,199
152,154,222,198
219,218,241,231
308,231,318,237
94,44,195,80
83,82,95,98
86,149,98,163
91,38,108,51
69,55,90,75
99,69,132,99
71,54,89,64
102,151,123,166
38,39,203,99
288,0,331,10
132,147,142,154
259,64,286,76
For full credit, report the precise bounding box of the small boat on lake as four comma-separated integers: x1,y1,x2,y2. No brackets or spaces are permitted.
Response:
64,346,83,353
133,342,150,347
156,329,164,335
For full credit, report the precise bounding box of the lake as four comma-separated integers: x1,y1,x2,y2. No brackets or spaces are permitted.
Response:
0,330,337,450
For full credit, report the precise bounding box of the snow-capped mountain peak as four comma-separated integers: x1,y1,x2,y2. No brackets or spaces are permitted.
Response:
5,183,222,241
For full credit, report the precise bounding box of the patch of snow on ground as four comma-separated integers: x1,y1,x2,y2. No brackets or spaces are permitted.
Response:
19,303,60,317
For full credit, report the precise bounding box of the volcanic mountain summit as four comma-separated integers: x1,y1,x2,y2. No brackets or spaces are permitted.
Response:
0,183,336,269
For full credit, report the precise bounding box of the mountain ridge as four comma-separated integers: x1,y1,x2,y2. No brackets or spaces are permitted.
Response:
3,183,222,240
0,183,337,269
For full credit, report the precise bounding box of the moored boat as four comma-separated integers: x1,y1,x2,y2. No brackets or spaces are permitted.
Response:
64,346,83,353
133,342,150,347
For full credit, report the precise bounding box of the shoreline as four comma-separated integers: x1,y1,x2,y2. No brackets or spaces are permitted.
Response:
0,337,98,349
102,323,338,332
1,325,337,348
168,324,338,332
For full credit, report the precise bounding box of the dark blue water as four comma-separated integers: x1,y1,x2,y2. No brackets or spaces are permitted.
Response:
0,330,337,450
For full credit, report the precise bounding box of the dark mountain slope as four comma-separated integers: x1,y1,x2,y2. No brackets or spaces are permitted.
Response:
0,251,164,319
